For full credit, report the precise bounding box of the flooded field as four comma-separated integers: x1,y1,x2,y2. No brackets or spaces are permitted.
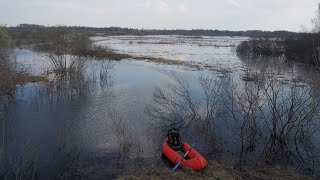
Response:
1,35,320,178
93,35,246,71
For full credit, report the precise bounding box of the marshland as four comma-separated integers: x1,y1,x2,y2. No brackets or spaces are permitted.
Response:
2,1,320,179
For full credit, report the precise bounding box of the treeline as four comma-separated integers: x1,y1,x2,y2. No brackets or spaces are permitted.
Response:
236,39,285,56
237,34,320,66
6,24,93,46
7,24,302,39
236,3,320,67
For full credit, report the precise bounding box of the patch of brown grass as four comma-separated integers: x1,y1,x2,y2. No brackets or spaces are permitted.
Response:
35,43,217,70
136,41,176,45
73,46,133,60
118,161,240,180
79,46,204,69
241,167,314,180
132,56,196,67
117,160,315,180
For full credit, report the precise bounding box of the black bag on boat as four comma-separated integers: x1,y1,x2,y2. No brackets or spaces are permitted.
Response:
167,128,182,151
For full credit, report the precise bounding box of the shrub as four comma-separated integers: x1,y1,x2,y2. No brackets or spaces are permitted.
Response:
0,26,13,67
236,34,320,67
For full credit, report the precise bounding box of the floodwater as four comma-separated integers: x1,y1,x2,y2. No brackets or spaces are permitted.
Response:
93,35,246,71
1,36,320,178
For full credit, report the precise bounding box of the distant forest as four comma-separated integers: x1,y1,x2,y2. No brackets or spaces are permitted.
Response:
7,24,303,38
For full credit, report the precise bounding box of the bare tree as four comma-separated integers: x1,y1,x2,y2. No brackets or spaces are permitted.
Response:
259,80,320,171
224,80,262,170
312,3,320,33
146,72,200,130
147,70,320,173
224,72,320,172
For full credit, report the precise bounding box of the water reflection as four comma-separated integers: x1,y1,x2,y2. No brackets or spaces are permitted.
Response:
238,53,320,84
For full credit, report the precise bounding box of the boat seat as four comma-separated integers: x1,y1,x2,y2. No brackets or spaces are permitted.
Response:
168,128,182,151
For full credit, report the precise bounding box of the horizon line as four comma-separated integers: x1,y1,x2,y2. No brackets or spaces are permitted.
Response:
6,23,302,33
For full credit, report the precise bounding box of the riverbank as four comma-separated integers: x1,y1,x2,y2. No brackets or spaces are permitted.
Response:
118,161,314,180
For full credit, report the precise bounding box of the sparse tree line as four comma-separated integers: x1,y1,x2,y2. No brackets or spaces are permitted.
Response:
7,24,302,39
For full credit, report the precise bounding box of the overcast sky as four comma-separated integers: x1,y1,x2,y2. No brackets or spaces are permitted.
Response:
1,0,319,31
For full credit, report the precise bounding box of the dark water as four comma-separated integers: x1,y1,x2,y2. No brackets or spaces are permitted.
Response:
1,36,320,178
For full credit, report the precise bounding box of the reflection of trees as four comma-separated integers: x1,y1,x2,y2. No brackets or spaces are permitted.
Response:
238,54,293,82
44,59,114,102
147,71,320,173
46,57,88,98
99,61,114,90
108,110,133,165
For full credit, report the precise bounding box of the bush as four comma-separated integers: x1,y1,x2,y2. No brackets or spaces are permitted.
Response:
284,34,320,65
236,38,284,56
236,34,320,66
0,26,13,67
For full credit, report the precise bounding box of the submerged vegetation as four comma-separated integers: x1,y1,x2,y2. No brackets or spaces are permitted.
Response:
0,26,44,97
9,25,201,69
0,26,43,179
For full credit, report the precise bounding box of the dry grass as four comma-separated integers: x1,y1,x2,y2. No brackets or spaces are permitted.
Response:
136,41,176,45
82,46,207,69
241,167,314,180
118,160,314,180
118,161,239,180
132,56,200,68
88,46,132,60
117,161,238,180
35,35,214,70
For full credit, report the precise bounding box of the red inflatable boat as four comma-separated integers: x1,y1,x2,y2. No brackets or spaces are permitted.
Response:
162,138,207,171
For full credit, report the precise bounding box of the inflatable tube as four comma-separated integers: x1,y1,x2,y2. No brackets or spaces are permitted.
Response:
162,138,207,171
